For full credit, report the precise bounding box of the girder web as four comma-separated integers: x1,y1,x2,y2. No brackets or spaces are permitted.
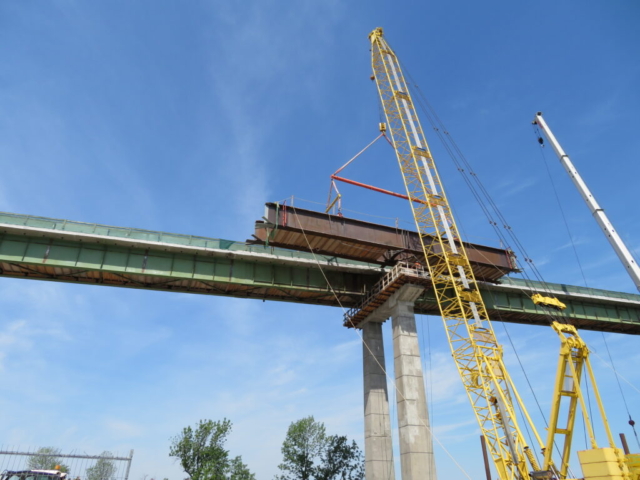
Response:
369,28,543,480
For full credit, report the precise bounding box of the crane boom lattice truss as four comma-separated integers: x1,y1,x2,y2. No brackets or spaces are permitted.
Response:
369,28,543,480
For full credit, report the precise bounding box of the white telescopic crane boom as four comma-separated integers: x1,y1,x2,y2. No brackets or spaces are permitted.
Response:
533,111,640,293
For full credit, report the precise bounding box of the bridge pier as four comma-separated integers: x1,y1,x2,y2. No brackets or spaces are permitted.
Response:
363,322,395,480
390,285,437,480
360,284,436,480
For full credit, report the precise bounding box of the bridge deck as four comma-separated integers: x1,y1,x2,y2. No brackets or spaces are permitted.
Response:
1,211,639,334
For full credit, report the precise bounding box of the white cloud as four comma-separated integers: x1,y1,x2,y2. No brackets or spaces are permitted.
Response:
553,236,590,252
189,1,347,237
499,177,538,199
577,95,620,131
425,351,467,406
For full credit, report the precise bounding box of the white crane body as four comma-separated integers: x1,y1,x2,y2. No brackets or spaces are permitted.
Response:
533,112,640,292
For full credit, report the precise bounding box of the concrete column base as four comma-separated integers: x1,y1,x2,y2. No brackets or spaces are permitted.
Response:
360,283,437,480
391,285,437,480
363,321,395,480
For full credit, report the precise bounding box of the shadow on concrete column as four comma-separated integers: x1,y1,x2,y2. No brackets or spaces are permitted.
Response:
363,321,395,480
391,284,437,480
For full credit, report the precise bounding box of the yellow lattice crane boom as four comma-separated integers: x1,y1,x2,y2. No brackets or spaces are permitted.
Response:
368,27,638,480
369,26,544,480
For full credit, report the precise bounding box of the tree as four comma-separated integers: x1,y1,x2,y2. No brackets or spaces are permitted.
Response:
315,436,363,480
276,417,364,480
169,419,254,480
278,417,326,480
228,457,254,480
86,452,116,480
27,447,69,472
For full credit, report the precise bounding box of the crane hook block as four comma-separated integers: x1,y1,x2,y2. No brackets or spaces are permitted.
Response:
379,122,387,132
531,293,567,311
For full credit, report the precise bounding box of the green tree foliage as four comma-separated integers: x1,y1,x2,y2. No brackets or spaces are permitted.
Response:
315,435,363,480
27,447,69,473
85,452,116,480
228,456,255,480
169,419,254,480
276,417,364,480
278,417,326,480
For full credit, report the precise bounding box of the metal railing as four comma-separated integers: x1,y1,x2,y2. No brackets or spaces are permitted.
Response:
344,262,429,326
0,448,133,480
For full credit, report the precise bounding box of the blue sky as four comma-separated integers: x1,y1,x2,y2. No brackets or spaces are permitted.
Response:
1,1,639,479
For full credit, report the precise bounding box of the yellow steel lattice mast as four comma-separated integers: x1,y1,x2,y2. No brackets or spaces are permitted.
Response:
369,28,545,480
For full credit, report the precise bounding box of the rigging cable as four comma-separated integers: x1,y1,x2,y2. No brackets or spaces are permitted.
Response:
395,49,599,330
426,315,435,434
534,124,640,449
402,71,570,316
398,62,564,303
487,287,576,475
419,314,435,440
533,124,599,460
602,335,640,449
440,164,558,468
387,46,628,476
288,204,474,480
532,125,590,288
393,57,567,366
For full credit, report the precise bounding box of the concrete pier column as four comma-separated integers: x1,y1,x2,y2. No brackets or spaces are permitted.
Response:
390,285,437,480
363,321,395,480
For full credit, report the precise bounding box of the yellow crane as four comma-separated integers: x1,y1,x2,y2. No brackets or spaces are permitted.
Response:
368,27,639,480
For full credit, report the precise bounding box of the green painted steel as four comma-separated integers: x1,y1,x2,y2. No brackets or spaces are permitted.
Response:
502,276,640,303
478,283,640,333
0,231,373,304
1,211,639,333
406,282,640,334
0,211,377,268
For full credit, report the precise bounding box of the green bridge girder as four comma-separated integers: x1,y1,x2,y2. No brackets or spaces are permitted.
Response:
0,212,639,334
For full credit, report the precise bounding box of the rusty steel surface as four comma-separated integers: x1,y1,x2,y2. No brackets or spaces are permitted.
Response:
0,260,362,306
251,203,518,282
